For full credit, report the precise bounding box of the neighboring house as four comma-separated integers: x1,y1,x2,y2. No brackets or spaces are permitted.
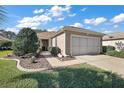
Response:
103,32,124,51
37,26,104,56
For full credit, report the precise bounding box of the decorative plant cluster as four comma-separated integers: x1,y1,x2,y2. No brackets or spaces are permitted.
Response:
49,47,61,56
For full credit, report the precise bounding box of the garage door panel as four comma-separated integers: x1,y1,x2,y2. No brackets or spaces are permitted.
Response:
71,36,100,56
72,37,79,46
88,38,94,46
80,38,87,47
72,47,79,55
79,47,87,54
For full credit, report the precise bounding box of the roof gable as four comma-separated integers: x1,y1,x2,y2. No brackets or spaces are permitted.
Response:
103,32,124,40
37,31,56,39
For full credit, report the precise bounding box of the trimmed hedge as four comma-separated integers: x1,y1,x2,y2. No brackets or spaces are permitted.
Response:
106,50,124,58
48,47,61,56
102,46,115,53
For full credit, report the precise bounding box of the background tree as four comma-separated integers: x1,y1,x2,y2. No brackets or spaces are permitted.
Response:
13,28,39,56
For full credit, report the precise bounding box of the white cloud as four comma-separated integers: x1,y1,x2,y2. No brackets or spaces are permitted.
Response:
33,9,44,14
68,13,76,17
16,15,52,28
59,25,64,28
111,13,124,23
49,5,71,17
71,22,83,28
47,27,58,31
84,17,107,26
102,30,113,34
81,8,87,12
86,26,91,29
6,27,19,34
114,25,118,28
57,17,65,21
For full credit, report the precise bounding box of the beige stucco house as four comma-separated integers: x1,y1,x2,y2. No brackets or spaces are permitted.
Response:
37,26,104,56
103,32,124,51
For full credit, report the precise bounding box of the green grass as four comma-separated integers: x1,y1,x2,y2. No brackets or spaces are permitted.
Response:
0,50,13,58
0,59,124,88
106,50,124,58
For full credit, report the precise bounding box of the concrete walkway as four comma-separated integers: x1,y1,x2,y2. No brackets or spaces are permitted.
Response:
42,52,124,77
42,52,85,68
76,55,124,76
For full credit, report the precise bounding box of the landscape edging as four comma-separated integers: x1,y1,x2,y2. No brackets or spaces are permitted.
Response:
0,58,49,72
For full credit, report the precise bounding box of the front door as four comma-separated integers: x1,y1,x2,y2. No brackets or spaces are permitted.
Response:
42,39,48,51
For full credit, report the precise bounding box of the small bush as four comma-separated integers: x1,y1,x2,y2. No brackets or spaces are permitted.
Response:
49,47,61,56
102,46,107,53
102,46,115,53
107,46,115,51
106,50,124,58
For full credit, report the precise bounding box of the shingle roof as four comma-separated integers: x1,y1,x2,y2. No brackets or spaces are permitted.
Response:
51,26,104,38
37,31,56,39
103,32,124,41
63,26,104,36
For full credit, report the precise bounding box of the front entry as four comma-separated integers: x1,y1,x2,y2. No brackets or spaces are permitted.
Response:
42,39,49,51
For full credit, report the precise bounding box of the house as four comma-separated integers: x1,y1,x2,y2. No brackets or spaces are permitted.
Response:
103,32,124,51
37,26,104,56
37,31,56,51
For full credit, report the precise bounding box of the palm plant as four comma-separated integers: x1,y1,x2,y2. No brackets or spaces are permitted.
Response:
0,6,6,26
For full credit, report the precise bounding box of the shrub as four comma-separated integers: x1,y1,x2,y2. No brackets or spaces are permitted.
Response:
102,46,107,53
107,46,115,51
0,40,12,50
106,50,124,58
102,46,115,53
49,47,61,56
13,28,39,56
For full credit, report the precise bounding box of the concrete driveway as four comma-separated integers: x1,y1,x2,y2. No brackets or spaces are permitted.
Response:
76,55,124,77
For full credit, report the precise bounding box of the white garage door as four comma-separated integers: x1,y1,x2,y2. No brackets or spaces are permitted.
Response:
71,36,101,56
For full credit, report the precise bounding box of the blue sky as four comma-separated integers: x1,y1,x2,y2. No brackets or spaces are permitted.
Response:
2,5,124,34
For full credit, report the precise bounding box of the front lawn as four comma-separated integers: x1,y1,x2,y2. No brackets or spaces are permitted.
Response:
0,50,13,58
0,59,124,88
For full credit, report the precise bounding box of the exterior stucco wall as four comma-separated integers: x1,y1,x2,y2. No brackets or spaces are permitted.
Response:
52,33,66,56
52,38,56,47
65,31,102,55
103,39,124,51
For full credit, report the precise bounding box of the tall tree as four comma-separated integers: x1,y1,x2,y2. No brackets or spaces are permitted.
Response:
13,28,39,56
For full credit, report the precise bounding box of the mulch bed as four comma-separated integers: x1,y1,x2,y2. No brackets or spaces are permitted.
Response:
4,54,52,69
20,55,52,69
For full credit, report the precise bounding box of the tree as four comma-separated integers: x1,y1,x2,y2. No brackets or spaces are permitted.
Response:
13,28,39,56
